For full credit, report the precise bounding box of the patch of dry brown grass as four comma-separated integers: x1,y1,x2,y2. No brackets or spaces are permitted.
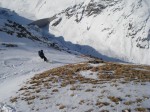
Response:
95,101,110,107
79,100,85,105
10,97,18,103
135,107,147,112
40,96,49,100
108,96,122,104
52,89,59,92
10,60,150,111
85,89,94,92
124,101,135,105
24,95,36,101
95,62,150,81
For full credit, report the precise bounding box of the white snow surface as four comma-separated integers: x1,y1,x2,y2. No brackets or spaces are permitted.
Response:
0,9,87,111
0,0,150,65
49,0,150,65
0,34,86,111
80,70,98,79
0,1,150,111
0,0,82,20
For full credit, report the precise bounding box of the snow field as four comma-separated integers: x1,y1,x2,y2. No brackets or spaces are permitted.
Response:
8,60,150,112
0,0,150,112
0,34,86,112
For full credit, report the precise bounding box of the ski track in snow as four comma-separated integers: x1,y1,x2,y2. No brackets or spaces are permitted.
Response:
3,58,27,68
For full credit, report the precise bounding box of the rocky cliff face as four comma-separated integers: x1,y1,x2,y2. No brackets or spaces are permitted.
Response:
52,0,150,49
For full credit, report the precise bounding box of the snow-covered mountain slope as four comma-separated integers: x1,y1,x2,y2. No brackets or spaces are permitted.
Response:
49,0,150,65
0,0,79,19
1,0,150,65
0,7,32,24
1,7,125,64
8,61,150,112
0,3,150,112
0,34,86,100
0,8,87,103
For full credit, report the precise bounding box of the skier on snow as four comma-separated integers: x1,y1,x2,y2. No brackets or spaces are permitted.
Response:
38,50,48,62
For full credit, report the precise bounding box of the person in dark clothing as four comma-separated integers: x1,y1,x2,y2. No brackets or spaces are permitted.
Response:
38,50,48,62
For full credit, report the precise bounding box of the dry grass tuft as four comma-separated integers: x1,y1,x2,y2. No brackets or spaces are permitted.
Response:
79,100,85,105
10,97,18,103
124,101,135,105
108,96,122,104
88,59,104,64
95,101,110,107
52,89,59,92
24,96,36,101
135,107,147,112
85,89,94,92
40,96,49,100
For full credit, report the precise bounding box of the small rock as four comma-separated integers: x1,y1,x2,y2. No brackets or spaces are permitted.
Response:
122,109,131,112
